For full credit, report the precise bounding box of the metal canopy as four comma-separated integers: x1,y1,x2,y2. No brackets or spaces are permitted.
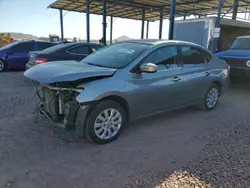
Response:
49,0,250,21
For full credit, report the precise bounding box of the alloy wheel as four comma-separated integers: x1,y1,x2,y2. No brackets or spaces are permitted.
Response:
94,108,122,140
206,88,219,109
0,61,4,71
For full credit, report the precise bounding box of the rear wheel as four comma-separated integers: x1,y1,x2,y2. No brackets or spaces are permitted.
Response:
0,60,6,72
85,100,127,144
200,84,220,111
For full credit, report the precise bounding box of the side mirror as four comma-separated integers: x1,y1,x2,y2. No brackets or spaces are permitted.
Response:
139,63,157,73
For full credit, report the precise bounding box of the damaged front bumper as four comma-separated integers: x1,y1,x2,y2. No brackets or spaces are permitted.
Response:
35,84,94,137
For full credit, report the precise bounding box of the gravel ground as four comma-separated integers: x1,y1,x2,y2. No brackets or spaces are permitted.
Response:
1,72,250,188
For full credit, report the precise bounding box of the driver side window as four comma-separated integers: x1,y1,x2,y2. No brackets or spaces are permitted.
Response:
11,42,34,53
141,46,180,70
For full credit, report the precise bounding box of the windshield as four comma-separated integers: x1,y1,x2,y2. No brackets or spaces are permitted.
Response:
0,41,19,51
230,38,250,50
82,42,151,69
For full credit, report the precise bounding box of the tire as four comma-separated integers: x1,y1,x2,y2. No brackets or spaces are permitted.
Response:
0,59,6,72
85,100,127,144
199,84,220,111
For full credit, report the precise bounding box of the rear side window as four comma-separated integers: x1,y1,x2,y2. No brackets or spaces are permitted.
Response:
67,45,90,55
37,42,56,50
181,46,211,65
91,45,103,53
11,42,34,53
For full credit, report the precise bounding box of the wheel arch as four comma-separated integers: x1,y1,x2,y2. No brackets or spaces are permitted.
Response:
0,58,7,64
100,95,130,121
76,95,130,142
212,80,222,95
0,58,7,71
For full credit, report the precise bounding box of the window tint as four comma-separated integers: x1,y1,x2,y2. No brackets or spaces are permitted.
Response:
141,46,179,70
0,41,19,51
42,43,67,52
37,42,55,50
91,45,103,52
181,46,210,65
230,38,250,50
68,46,89,54
204,51,212,62
11,42,34,53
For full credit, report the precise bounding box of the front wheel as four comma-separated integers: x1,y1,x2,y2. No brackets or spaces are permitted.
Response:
85,100,127,144
200,84,220,111
0,60,6,72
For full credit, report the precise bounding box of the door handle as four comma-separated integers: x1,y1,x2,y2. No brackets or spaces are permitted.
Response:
205,72,210,76
172,76,181,82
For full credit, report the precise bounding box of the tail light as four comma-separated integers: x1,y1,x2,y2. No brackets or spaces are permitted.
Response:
33,58,48,65
225,63,230,71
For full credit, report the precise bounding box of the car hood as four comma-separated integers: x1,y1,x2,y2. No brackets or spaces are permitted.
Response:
216,49,250,59
24,61,117,84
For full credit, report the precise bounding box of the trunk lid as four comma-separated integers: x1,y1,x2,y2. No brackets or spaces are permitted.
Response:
27,51,50,66
24,61,117,84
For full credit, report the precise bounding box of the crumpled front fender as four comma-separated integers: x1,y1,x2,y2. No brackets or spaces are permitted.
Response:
75,78,137,104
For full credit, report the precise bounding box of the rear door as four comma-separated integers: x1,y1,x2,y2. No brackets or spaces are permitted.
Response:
7,41,35,69
66,45,91,61
179,45,212,102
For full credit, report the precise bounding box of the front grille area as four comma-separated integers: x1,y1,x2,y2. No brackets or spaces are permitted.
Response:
43,88,59,120
220,57,247,68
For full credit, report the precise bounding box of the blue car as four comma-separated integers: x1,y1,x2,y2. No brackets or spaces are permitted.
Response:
216,36,250,78
0,40,56,72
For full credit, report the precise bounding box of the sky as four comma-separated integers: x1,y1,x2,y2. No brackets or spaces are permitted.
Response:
0,0,170,40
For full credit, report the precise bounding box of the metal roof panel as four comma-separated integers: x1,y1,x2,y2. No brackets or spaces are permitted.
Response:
48,0,250,21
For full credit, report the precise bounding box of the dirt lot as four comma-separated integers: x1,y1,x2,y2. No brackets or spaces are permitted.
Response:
1,72,250,188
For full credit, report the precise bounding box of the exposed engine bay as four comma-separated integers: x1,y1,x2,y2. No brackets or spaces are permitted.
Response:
36,83,82,128
33,73,114,130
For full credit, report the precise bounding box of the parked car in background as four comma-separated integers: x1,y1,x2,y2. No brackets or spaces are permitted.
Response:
0,40,56,72
24,40,229,144
25,42,104,70
216,36,250,80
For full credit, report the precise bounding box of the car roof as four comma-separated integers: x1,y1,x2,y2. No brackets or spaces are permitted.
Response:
120,39,204,49
55,42,103,48
17,40,54,44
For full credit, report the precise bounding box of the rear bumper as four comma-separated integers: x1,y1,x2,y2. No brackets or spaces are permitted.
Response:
230,67,250,77
220,76,229,96
25,63,33,70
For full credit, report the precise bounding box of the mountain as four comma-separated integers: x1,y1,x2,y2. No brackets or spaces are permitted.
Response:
2,32,39,40
2,33,131,43
114,35,132,42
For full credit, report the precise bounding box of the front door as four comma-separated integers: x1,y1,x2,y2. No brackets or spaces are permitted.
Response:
6,42,35,70
128,45,189,118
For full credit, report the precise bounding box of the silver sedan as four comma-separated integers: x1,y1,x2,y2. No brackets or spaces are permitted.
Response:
24,40,229,144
